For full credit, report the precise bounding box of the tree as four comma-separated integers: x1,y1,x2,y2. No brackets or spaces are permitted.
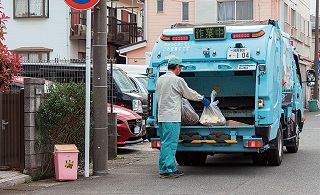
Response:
0,2,22,91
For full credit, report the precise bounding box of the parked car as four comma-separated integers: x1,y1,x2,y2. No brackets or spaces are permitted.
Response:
109,104,144,146
127,74,148,94
107,67,148,118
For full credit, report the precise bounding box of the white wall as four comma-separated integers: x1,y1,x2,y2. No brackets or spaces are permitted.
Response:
2,1,71,60
195,0,217,24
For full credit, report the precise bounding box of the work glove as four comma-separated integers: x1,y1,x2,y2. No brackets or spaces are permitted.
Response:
201,97,210,107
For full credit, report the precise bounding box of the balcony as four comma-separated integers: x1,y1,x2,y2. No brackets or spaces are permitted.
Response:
69,11,142,47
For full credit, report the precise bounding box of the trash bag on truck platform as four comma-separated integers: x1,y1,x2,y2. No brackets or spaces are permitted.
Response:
200,90,226,126
181,98,199,125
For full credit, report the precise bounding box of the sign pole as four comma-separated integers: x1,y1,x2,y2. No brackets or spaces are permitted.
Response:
84,9,91,178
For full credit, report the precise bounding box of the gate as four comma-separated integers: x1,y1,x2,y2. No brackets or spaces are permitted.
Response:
0,89,24,170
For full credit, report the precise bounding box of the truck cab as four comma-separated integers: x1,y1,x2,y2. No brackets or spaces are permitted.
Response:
146,20,305,166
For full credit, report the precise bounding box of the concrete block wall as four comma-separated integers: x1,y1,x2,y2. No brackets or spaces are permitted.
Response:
23,78,45,176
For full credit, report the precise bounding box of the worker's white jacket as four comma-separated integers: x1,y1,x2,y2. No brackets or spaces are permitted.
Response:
156,71,203,122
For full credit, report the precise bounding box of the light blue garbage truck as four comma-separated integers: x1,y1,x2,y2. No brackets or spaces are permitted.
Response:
146,20,313,166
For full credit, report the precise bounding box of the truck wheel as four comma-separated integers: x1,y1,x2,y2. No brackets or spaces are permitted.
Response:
189,152,207,166
175,152,191,166
267,127,283,166
286,113,299,153
251,153,268,165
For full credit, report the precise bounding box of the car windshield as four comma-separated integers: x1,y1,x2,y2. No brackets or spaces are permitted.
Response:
135,77,148,91
113,69,137,93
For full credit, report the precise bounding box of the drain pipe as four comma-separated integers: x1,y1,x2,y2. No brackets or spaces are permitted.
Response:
116,50,127,64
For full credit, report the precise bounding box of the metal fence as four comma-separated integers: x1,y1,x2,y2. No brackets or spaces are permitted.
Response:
20,59,117,84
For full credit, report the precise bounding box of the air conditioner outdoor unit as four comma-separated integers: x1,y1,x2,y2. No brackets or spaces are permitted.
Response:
74,24,81,35
116,32,129,42
74,24,86,36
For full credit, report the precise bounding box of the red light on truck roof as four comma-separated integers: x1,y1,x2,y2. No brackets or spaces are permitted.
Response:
172,35,189,41
160,34,190,41
232,33,250,39
231,30,265,39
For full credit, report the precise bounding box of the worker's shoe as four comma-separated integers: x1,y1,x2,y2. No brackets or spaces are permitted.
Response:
159,172,179,179
173,170,184,176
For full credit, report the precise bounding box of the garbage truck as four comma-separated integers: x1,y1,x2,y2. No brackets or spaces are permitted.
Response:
146,20,313,166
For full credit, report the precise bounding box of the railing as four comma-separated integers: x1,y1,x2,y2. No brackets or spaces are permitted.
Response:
69,11,142,46
107,16,139,45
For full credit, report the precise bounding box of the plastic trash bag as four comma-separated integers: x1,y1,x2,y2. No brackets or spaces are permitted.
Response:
181,98,199,125
200,90,226,126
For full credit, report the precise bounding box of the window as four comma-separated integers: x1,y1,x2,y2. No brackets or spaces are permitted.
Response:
218,0,253,21
182,2,189,21
14,0,49,18
14,47,52,62
291,9,296,27
284,3,288,23
157,0,164,13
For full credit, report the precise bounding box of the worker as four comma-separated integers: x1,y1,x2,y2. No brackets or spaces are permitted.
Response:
156,56,210,178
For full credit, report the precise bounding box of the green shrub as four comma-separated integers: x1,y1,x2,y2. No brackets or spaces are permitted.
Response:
36,82,93,176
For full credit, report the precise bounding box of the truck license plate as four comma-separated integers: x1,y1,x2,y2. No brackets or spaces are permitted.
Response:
227,48,250,60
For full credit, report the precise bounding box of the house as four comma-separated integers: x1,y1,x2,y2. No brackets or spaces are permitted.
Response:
2,0,144,63
122,0,312,64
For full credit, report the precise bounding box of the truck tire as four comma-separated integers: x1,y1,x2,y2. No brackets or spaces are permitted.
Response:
175,152,191,166
189,152,207,166
267,127,283,166
251,153,268,165
286,113,299,153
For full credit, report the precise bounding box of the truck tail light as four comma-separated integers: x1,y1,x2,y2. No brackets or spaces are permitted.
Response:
232,30,265,39
244,140,263,148
151,139,161,149
160,34,190,41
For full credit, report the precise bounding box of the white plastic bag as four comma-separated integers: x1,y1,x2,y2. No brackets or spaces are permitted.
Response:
181,98,199,125
200,90,226,126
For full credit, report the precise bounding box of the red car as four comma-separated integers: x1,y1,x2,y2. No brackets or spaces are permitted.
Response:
108,104,145,146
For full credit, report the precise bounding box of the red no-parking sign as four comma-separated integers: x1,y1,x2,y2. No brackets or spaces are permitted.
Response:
65,0,100,10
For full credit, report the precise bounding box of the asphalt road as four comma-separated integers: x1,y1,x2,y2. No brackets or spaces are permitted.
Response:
1,110,320,195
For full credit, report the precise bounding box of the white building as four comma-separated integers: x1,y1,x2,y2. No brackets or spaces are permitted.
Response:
2,0,144,62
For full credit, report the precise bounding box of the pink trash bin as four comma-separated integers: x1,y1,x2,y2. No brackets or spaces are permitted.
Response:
54,144,79,181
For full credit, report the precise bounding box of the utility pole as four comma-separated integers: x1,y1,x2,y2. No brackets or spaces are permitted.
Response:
93,0,108,175
314,0,319,100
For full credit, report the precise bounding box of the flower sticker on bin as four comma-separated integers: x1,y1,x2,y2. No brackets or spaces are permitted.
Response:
65,160,74,169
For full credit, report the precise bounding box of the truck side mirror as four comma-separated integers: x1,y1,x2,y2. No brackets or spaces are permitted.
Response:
306,69,316,87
